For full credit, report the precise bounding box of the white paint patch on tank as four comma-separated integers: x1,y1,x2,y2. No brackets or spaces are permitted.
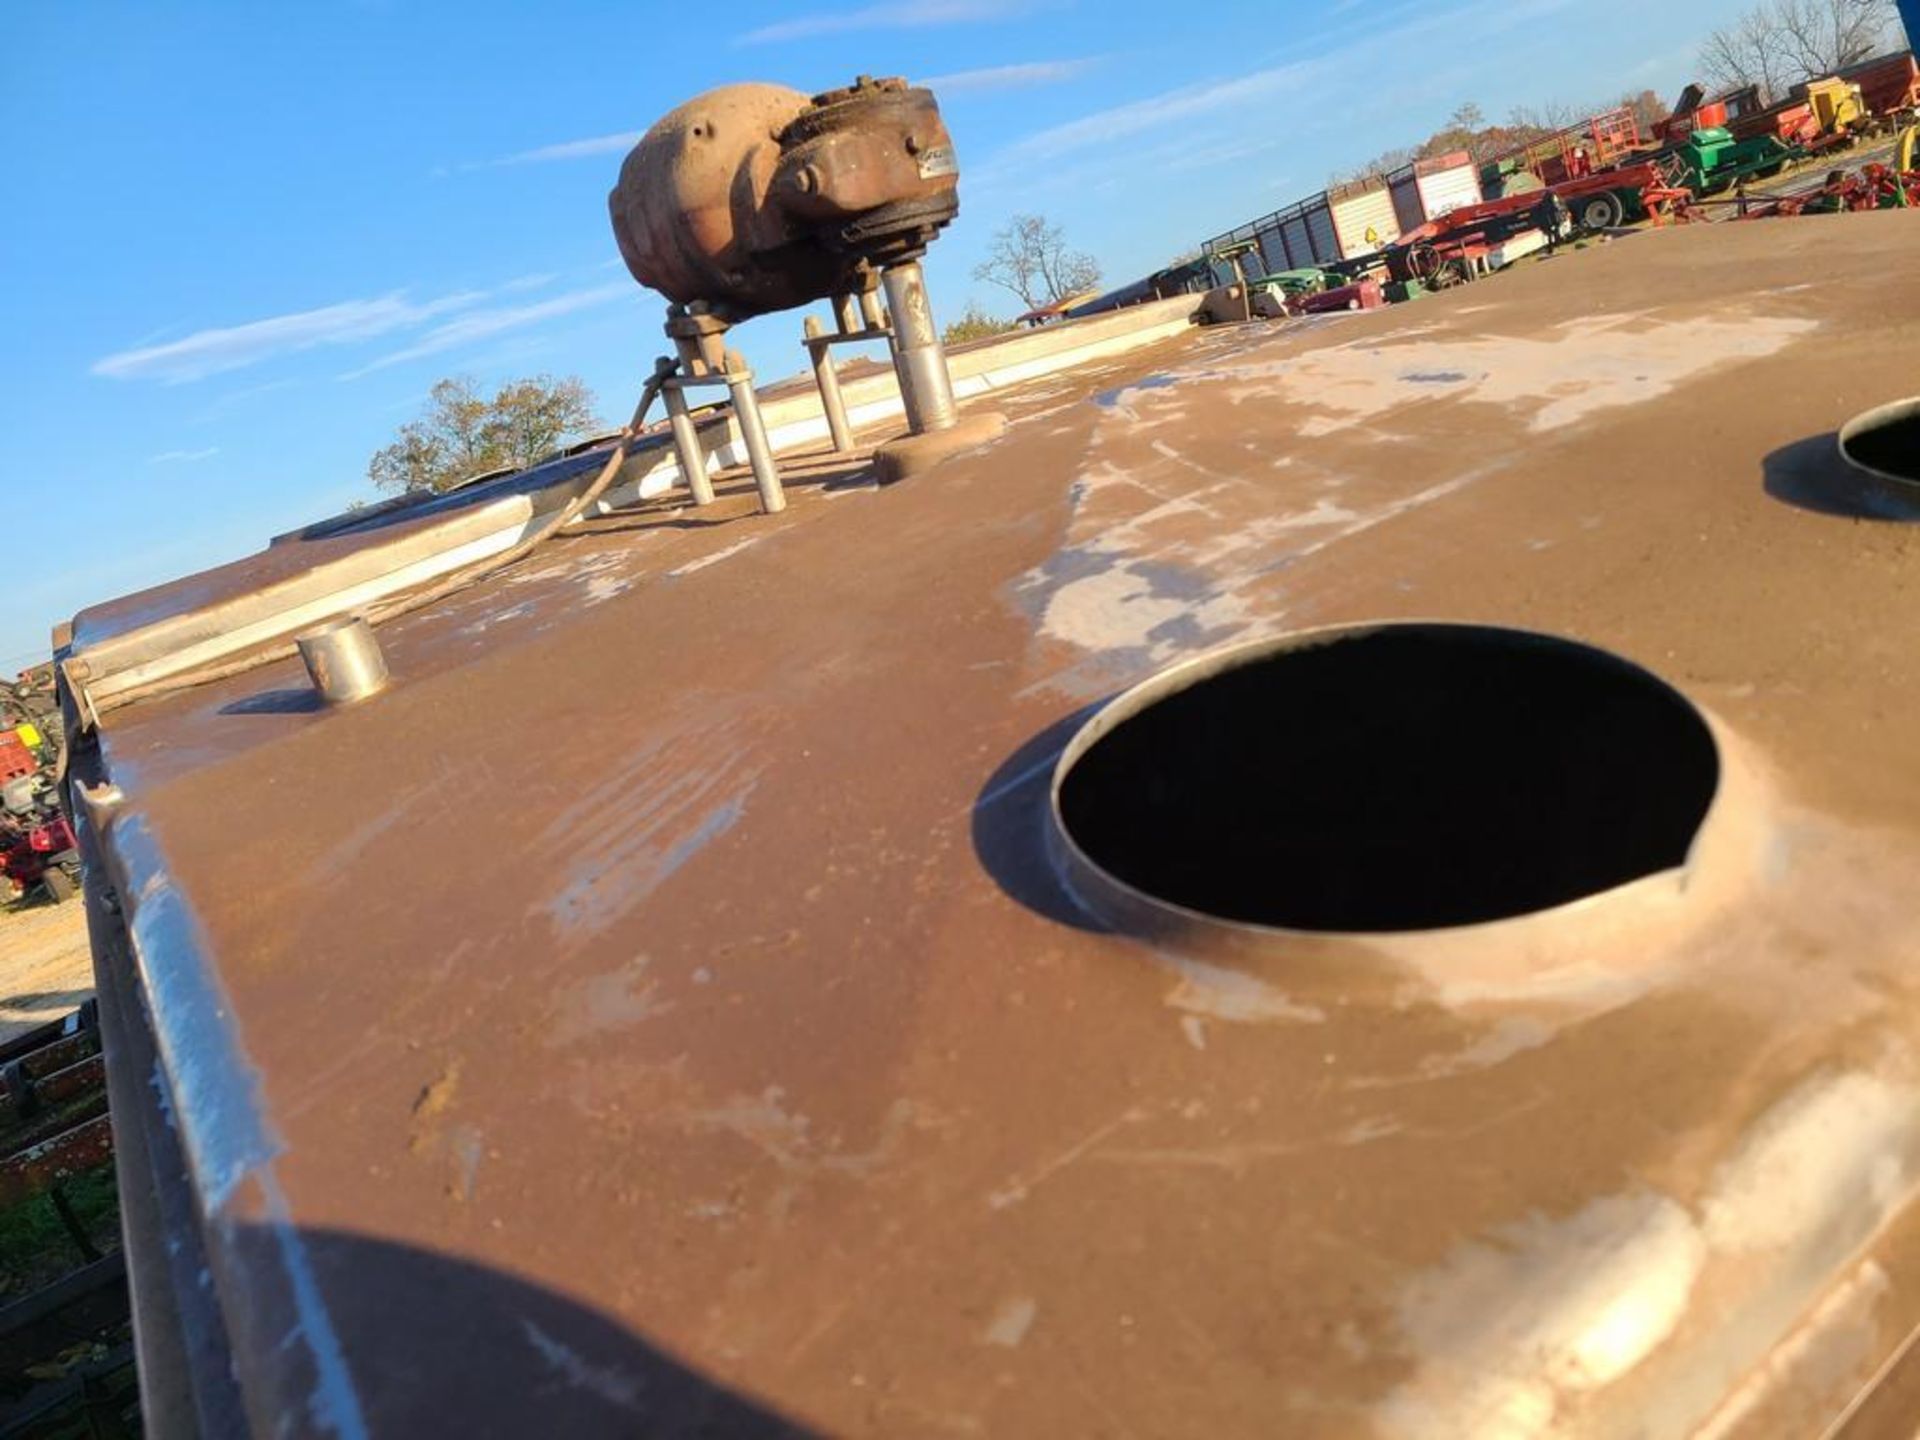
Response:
1158,955,1325,1025
547,956,674,1045
668,535,764,577
1230,311,1818,436
1027,556,1256,663
458,600,536,635
983,1296,1039,1348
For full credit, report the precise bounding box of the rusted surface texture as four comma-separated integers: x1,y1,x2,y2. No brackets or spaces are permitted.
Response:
75,212,1920,1436
610,76,958,321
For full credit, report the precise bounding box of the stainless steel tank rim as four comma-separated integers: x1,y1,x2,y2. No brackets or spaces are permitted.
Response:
1043,620,1748,963
1837,395,1920,490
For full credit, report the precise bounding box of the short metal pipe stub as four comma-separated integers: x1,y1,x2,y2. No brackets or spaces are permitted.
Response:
296,616,390,706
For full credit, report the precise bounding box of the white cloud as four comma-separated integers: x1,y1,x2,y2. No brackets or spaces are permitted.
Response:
981,0,1572,173
921,57,1102,94
93,291,485,384
993,58,1325,166
482,132,644,168
148,446,221,464
339,283,634,378
500,271,560,292
740,0,1032,45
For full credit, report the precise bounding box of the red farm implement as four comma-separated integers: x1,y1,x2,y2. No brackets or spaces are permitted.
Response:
1551,156,1690,229
1384,191,1567,288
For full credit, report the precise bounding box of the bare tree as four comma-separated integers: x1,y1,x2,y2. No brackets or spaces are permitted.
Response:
1701,8,1792,97
1701,0,1899,99
972,215,1102,311
369,374,602,494
1775,0,1899,73
1508,98,1587,133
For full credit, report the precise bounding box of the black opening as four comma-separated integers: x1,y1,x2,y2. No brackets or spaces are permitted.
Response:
1056,626,1719,932
1841,408,1920,483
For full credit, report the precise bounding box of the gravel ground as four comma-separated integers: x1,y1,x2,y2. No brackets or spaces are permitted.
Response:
0,899,93,1045
1739,134,1903,199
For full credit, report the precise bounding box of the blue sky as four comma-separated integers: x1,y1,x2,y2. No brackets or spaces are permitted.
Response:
1,0,1774,671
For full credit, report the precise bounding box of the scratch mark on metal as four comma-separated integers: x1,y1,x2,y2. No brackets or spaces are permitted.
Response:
988,1110,1144,1210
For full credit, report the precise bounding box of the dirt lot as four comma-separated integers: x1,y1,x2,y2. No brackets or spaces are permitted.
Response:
0,900,92,1044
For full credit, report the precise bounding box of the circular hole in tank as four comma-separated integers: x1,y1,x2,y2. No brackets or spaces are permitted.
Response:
1052,624,1720,933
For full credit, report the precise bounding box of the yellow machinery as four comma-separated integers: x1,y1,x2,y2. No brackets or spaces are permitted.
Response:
1805,76,1868,136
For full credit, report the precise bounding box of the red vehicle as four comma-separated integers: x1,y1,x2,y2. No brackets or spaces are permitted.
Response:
1290,277,1384,314
3,811,80,902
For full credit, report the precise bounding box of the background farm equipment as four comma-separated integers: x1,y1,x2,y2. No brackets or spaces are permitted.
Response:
1827,51,1920,132
1247,267,1342,315
1802,76,1870,138
1733,98,1825,148
1738,135,1919,214
3,802,80,905
1480,105,1642,193
1,705,79,905
1552,155,1689,229
1667,126,1804,194
1287,277,1386,315
1254,267,1340,297
1654,85,1727,143
2,664,63,758
1170,50,1919,336
1385,191,1567,287
0,731,35,787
